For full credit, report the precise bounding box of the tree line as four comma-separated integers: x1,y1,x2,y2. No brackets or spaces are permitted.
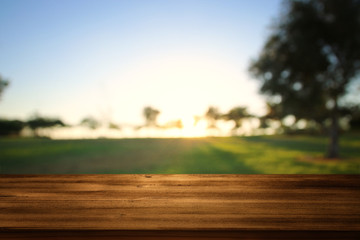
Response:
1,0,360,159
1,103,358,139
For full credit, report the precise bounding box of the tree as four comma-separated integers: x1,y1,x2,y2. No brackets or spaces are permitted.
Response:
108,122,121,130
249,0,360,158
205,106,221,129
0,119,25,136
80,116,100,129
0,74,9,101
143,106,160,127
27,115,65,137
348,105,360,130
223,106,250,130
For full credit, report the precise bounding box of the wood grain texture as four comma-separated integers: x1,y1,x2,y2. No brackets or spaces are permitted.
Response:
1,230,360,240
0,175,359,234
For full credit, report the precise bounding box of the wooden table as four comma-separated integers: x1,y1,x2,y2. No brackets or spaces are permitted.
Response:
1,175,359,239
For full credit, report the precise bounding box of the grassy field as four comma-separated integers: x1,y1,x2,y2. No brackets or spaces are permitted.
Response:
1,135,359,174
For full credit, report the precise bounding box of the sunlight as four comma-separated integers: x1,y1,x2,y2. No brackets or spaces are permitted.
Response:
181,116,195,128
111,51,256,117
180,116,208,138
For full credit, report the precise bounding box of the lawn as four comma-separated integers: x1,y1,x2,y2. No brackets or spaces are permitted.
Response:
1,135,359,174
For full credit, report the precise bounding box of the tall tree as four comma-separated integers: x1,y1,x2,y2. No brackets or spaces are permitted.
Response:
249,0,360,158
143,106,160,127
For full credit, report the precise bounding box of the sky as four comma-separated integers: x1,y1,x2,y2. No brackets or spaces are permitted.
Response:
0,0,282,126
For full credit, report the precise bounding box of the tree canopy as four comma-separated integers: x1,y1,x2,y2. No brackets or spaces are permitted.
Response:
223,106,250,129
27,116,65,137
250,0,360,158
80,116,100,129
205,106,221,129
0,119,24,136
143,106,160,127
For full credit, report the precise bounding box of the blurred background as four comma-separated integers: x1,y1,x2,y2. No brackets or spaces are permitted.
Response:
0,0,359,174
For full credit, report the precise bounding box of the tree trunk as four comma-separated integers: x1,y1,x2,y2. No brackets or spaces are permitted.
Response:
327,98,339,159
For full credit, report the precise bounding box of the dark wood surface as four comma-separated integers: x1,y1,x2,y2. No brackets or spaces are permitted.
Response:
1,175,359,239
1,230,360,240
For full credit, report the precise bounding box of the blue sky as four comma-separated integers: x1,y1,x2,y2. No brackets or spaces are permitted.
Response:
0,0,282,125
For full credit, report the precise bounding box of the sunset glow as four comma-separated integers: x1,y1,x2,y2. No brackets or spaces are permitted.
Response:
179,117,207,138
0,0,282,138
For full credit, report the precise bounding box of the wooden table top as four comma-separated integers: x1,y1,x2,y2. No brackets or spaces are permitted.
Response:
1,175,359,239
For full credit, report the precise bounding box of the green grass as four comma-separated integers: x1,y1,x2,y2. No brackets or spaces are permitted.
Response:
1,135,359,174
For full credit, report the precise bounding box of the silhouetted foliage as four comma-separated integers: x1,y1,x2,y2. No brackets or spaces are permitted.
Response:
27,116,65,137
80,117,100,129
223,106,250,129
259,102,329,135
143,106,160,127
108,122,121,130
348,105,360,130
258,102,284,129
0,119,25,136
264,102,285,121
0,75,9,101
205,106,221,129
249,0,360,158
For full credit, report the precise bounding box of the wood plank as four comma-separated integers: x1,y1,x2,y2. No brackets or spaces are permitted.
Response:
1,175,359,239
0,230,359,240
